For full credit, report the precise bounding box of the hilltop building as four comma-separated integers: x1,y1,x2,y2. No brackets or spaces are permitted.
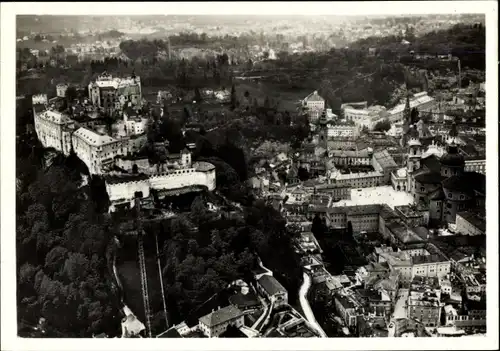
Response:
302,91,325,123
88,72,142,114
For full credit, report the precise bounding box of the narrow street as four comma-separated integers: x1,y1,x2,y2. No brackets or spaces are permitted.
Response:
299,272,328,338
392,288,409,319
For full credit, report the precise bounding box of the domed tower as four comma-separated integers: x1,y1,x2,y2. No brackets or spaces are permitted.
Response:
440,124,465,178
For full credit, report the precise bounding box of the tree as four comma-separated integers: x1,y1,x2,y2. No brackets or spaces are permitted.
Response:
65,86,78,105
373,119,391,132
190,196,207,225
311,214,325,238
410,107,420,124
230,84,237,110
297,167,310,181
194,87,202,103
263,96,271,109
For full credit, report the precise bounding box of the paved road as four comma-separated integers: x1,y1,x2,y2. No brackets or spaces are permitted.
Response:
299,272,328,338
392,288,409,319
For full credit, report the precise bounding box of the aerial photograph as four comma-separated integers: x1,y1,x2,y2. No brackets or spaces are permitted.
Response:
14,11,489,340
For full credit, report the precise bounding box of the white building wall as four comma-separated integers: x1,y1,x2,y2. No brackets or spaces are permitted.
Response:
412,262,451,279
32,94,48,105
464,160,486,174
106,180,151,204
33,110,74,155
149,169,216,192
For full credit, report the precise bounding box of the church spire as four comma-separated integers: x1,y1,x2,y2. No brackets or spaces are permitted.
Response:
403,80,411,124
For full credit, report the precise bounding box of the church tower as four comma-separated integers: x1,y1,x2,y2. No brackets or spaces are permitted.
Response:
406,125,422,173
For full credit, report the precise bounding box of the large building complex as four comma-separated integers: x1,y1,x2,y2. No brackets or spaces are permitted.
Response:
88,72,142,114
33,74,217,214
302,91,326,123
387,92,437,123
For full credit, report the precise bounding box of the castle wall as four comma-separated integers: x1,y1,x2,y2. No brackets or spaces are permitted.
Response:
106,180,150,204
149,168,216,191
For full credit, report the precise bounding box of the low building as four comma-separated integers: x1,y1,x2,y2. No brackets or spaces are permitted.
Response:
395,205,429,227
327,169,384,188
328,149,372,166
444,305,486,330
314,183,351,201
256,275,288,307
198,305,245,338
319,205,381,232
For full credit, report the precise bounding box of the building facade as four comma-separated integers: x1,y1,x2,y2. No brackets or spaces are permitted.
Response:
256,275,288,307
302,91,325,123
88,73,142,114
327,169,384,188
198,306,245,338
464,158,486,174
105,162,216,212
33,109,75,156
388,92,437,123
72,127,128,174
56,83,69,98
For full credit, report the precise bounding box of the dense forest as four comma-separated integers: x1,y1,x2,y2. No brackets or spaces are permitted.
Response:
16,133,120,337
143,197,302,328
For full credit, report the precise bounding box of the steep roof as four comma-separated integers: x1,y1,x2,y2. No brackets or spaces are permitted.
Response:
304,90,325,102
420,154,441,173
428,187,445,200
198,305,244,328
441,175,471,192
373,150,397,169
414,171,444,184
457,211,486,232
257,275,287,296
